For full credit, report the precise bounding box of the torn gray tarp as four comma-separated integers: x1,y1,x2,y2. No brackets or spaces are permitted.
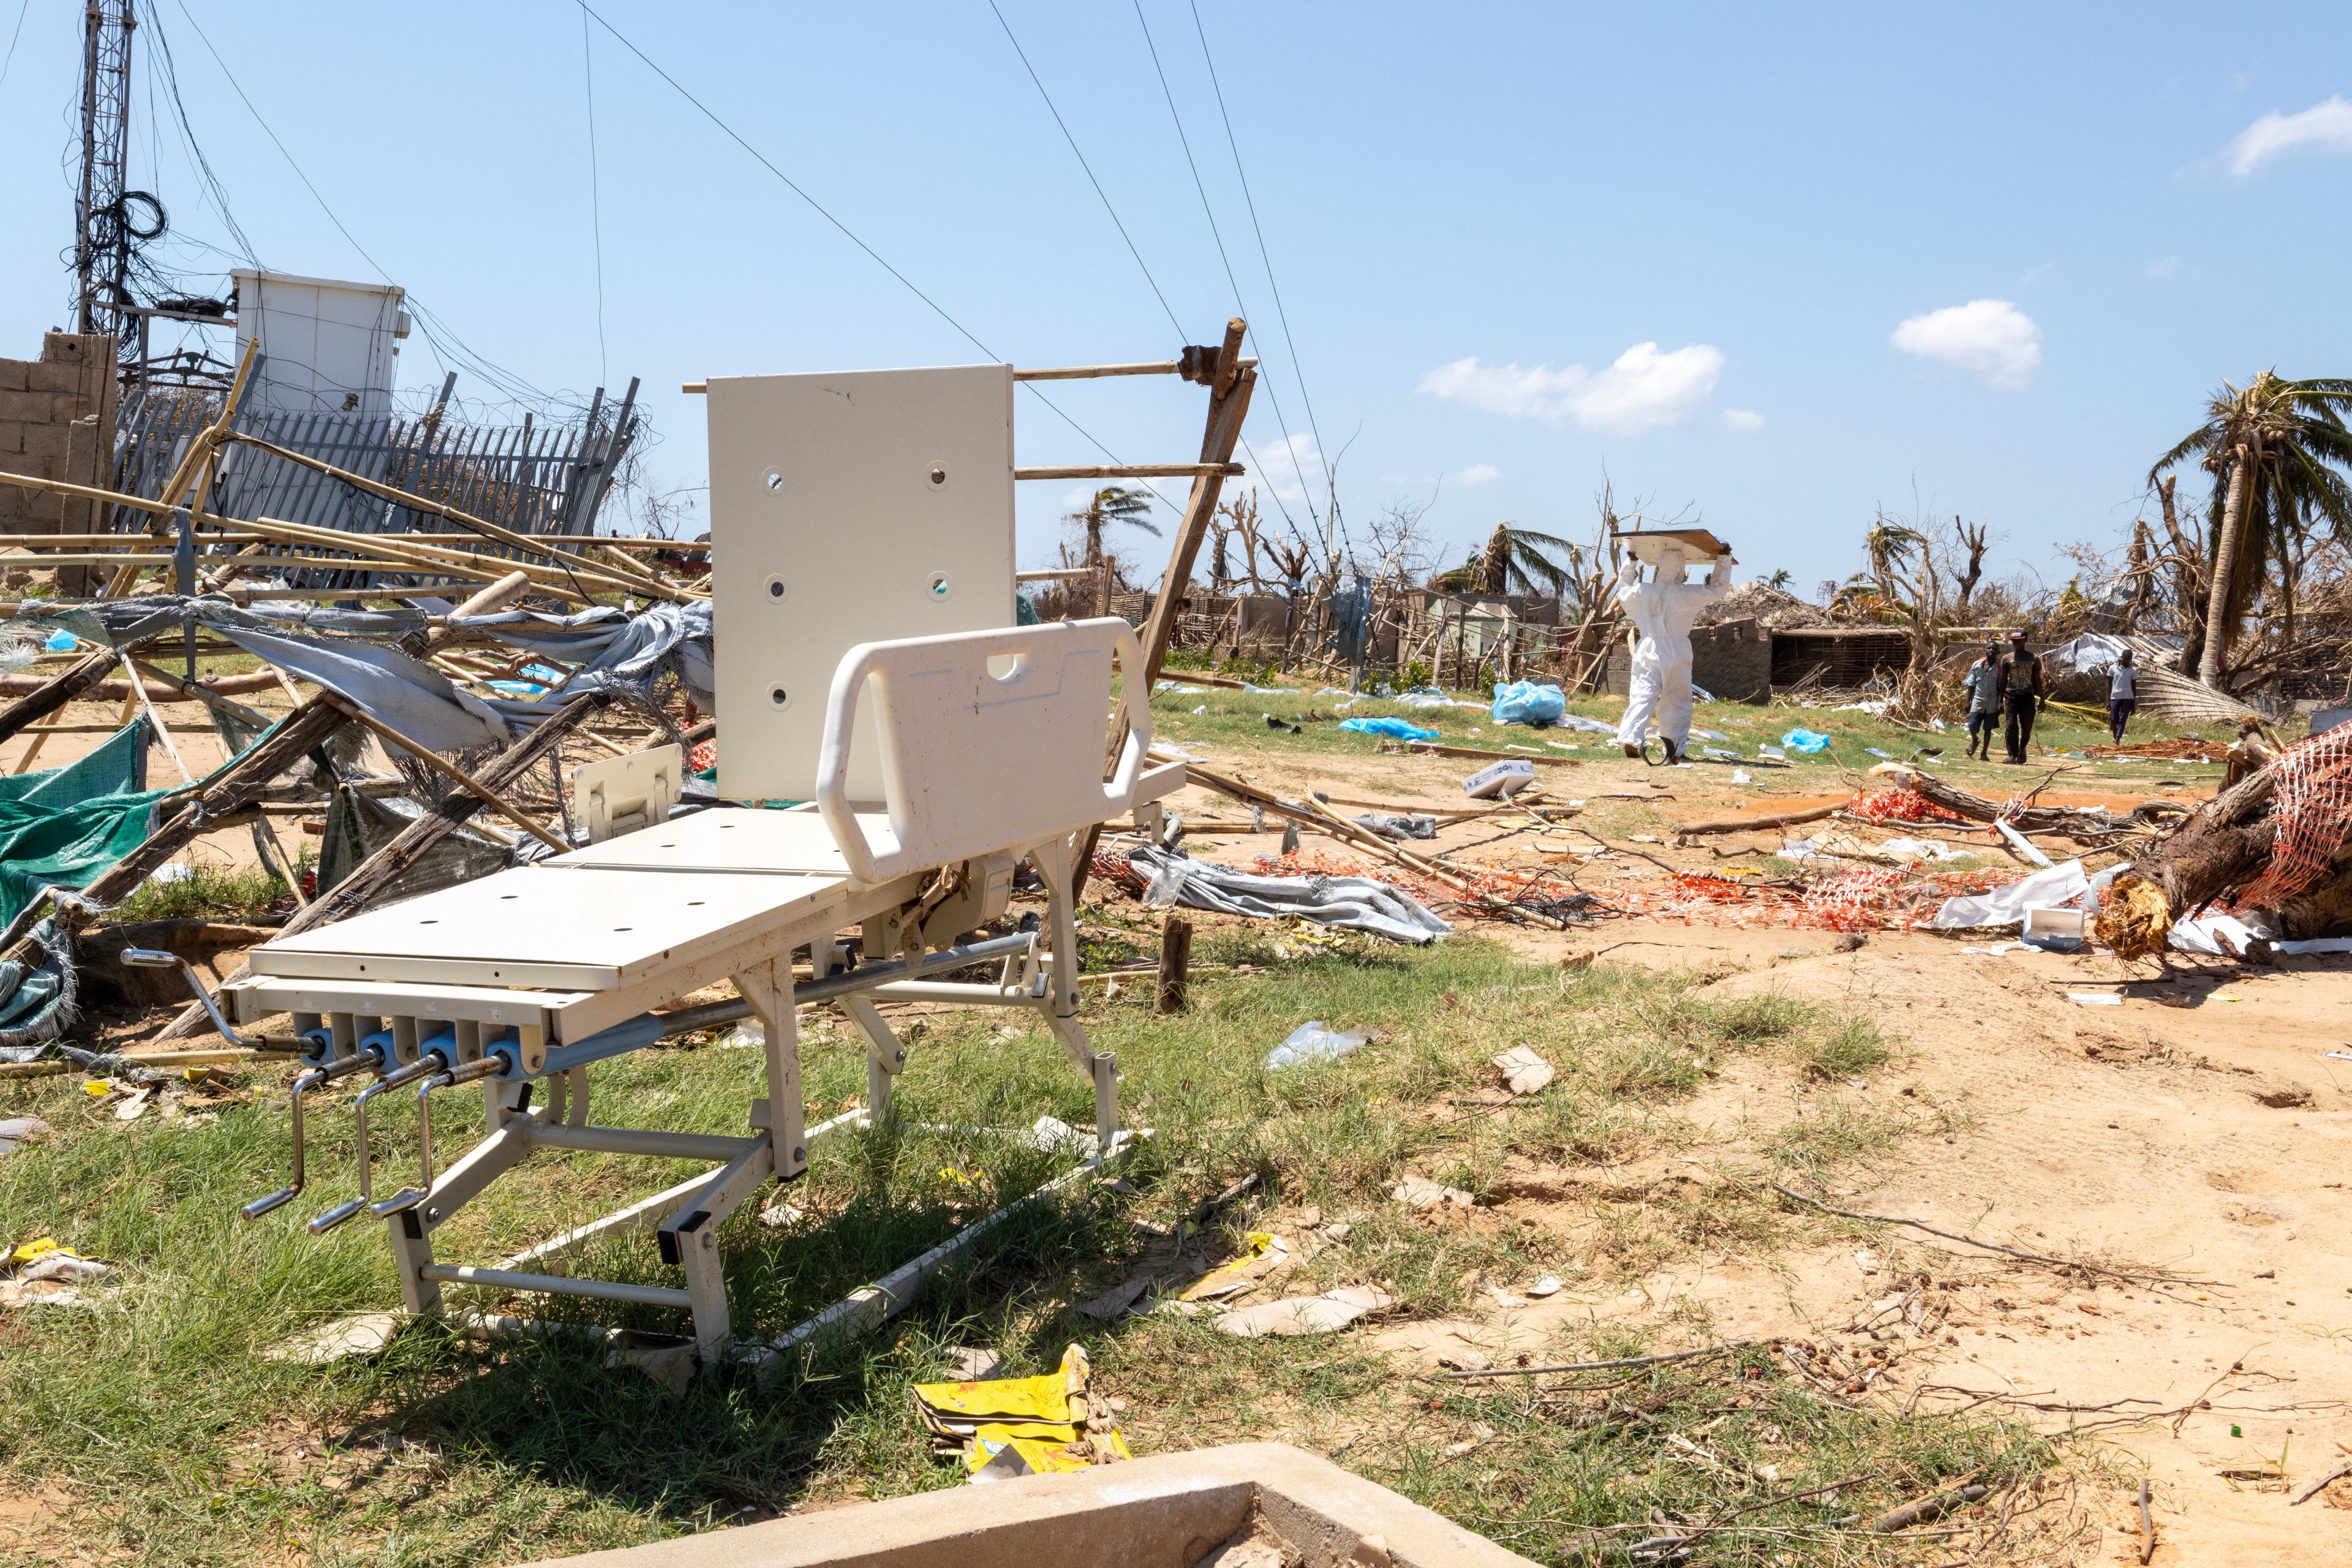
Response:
31,595,714,758
1126,845,1450,945
212,624,513,753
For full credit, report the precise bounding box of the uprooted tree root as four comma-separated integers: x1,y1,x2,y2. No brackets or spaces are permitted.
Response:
2093,873,2173,960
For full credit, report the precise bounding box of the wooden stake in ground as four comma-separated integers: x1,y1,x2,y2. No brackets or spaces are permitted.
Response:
1156,913,1193,1014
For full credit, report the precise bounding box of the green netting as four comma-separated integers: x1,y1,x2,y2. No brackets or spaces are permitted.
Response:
0,718,170,926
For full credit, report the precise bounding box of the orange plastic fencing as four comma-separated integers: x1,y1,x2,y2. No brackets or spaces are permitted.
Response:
2235,725,2352,910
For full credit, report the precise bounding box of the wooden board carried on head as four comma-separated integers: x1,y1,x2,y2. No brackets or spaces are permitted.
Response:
1610,527,1731,565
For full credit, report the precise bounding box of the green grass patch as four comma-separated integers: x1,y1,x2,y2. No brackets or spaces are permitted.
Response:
0,937,2008,1564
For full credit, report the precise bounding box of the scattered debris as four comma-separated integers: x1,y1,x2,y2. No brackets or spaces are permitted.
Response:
1491,1044,1555,1095
1392,1175,1476,1210
1526,1274,1564,1297
1,1236,114,1308
1182,1234,1292,1300
1264,1020,1372,1071
909,1343,1132,1483
1076,1275,1154,1321
1215,1284,1392,1338
263,1310,404,1364
0,1115,50,1156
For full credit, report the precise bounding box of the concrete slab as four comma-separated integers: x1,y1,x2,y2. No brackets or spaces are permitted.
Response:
527,1442,1534,1568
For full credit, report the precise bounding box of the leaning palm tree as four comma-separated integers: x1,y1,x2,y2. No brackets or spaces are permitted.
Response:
1066,485,1162,569
2151,371,2352,686
1469,522,1578,596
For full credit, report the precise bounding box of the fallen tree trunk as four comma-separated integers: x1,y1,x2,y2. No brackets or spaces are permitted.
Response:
1874,761,2184,845
1673,801,1840,836
0,633,162,744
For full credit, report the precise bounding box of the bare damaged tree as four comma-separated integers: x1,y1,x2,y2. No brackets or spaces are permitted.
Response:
1952,516,1991,610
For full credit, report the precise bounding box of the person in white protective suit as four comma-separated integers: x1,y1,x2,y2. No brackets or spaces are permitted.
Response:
1614,541,1736,761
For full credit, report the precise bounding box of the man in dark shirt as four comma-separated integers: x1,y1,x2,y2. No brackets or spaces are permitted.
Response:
1997,630,2044,764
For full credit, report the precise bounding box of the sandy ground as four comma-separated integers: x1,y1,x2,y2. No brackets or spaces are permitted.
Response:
1147,734,2352,1564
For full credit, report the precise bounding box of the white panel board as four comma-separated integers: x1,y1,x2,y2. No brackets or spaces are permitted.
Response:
550,805,891,878
252,864,846,990
707,365,1016,804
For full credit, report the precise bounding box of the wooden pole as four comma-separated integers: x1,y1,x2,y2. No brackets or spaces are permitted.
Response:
1068,321,1256,905
120,654,194,786
1156,913,1193,1014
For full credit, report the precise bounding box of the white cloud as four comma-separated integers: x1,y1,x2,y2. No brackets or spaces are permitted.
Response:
1245,432,1322,503
2226,96,2352,175
1889,300,2041,388
1720,408,1765,433
1418,341,1725,436
1457,462,1502,486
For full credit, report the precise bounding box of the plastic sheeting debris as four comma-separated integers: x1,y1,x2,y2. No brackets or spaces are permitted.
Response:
1929,860,2089,929
1129,846,1450,945
1490,680,1566,727
1265,1021,1371,1071
1339,716,1439,741
1781,728,1831,753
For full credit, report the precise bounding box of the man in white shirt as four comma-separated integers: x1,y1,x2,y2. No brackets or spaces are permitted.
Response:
2109,647,2137,744
1614,541,1734,763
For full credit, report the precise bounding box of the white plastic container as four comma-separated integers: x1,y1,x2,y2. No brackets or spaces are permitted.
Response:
2022,906,2087,952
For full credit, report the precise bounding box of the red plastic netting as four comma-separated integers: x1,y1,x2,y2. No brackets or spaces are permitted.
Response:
688,739,717,772
2235,725,2352,908
1847,786,1964,826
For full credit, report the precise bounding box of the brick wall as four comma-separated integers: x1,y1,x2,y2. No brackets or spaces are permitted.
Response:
1602,619,1774,704
0,333,119,530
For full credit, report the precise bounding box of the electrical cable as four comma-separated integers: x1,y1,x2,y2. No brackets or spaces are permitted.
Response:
985,0,1184,341
1131,1,1319,534
1188,0,1324,513
167,0,573,414
575,1,1176,512
0,0,29,94
581,7,608,388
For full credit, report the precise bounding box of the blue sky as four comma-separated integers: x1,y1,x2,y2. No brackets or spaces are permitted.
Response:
2,3,2348,594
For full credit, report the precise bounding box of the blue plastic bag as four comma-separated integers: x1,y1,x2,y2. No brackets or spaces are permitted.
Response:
1490,680,1566,727
1780,728,1831,753
43,630,76,653
1340,716,1439,741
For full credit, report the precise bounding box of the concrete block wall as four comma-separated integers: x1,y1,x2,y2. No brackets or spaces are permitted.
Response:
0,333,118,530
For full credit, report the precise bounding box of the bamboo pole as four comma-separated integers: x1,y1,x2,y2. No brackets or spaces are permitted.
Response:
323,697,568,853
119,653,194,786
219,431,681,601
1016,463,1243,481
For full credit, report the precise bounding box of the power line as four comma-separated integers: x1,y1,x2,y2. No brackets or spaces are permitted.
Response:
1130,0,1319,532
167,0,568,412
0,0,30,94
581,7,608,388
1188,0,1324,513
573,1,1171,510
985,0,1184,340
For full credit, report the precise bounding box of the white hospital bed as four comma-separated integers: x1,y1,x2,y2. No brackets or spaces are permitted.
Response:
221,617,1179,1363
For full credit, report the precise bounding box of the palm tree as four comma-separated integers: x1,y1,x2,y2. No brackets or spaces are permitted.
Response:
1066,485,1162,568
2151,371,2352,686
1766,568,1794,591
1468,522,1578,595
1862,516,1926,603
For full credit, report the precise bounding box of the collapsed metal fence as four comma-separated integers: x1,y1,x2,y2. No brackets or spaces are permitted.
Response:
105,368,639,589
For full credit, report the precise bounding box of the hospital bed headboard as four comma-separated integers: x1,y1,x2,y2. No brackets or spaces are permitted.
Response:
815,618,1155,884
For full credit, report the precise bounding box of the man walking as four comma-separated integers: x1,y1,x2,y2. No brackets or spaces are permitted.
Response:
2109,647,2138,744
1997,630,2043,764
1962,639,2002,760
